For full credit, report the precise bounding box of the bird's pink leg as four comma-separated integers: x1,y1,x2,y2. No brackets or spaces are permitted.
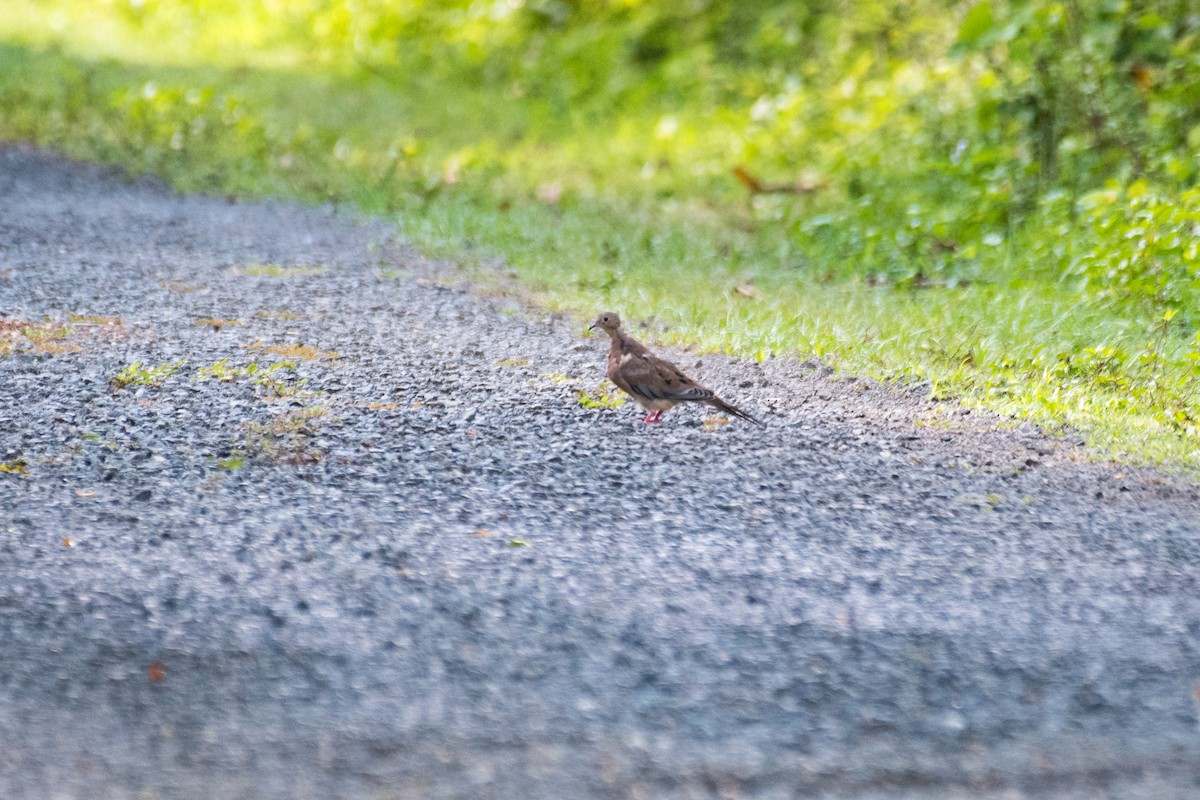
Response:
644,409,662,423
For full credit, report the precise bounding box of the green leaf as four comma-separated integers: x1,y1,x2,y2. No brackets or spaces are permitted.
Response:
952,2,996,55
0,460,29,475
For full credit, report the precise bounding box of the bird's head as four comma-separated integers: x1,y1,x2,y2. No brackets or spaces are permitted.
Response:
588,311,622,334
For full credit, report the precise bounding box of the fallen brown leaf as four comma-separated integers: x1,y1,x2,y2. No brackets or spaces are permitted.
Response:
702,417,731,432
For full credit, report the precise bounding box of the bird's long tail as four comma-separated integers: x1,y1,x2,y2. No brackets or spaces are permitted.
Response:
709,397,763,425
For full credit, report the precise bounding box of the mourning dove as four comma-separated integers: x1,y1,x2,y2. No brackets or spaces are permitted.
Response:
589,311,760,424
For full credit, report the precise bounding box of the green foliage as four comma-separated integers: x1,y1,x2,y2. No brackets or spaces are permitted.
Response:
194,358,247,382
210,455,246,470
0,459,29,475
194,359,311,399
576,382,628,410
251,361,310,400
2,0,1199,466
112,360,184,389
952,0,1200,190
1072,182,1200,311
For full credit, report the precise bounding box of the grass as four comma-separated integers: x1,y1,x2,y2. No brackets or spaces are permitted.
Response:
193,358,252,383
193,358,315,401
576,382,628,411
112,360,184,390
1,2,1197,469
1,320,79,355
210,455,245,471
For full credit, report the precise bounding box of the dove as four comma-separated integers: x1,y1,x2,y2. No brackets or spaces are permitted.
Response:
589,311,760,424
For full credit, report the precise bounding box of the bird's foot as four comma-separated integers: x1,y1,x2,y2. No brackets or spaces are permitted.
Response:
644,410,663,423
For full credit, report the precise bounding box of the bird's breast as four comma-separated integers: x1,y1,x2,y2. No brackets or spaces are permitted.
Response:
606,353,622,381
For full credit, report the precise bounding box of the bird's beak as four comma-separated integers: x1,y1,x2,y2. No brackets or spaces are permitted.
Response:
587,323,596,331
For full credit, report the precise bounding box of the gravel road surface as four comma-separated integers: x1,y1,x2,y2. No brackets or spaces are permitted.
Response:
1,145,1199,799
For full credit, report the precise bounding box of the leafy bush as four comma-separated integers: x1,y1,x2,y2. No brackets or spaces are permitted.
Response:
1072,183,1200,311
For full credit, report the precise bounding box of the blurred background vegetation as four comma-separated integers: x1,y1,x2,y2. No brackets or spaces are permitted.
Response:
1,0,1199,465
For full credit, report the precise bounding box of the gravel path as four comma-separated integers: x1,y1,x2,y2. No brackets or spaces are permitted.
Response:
1,145,1199,800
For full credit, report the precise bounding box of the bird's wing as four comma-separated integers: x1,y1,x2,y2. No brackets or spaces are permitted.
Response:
618,353,716,403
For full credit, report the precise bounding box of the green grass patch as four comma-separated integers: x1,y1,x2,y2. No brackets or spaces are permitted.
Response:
576,382,628,411
194,358,315,401
112,360,185,390
209,455,245,471
1,1,1198,468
